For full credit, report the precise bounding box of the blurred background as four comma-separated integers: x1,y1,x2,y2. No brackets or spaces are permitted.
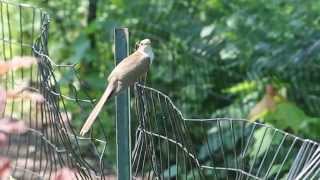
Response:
13,0,320,170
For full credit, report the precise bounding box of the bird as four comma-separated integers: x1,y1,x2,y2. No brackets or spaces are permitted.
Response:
80,39,154,136
248,84,278,122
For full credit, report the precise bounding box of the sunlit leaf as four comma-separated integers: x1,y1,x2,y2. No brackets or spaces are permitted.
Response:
223,80,257,94
200,24,215,38
219,44,240,60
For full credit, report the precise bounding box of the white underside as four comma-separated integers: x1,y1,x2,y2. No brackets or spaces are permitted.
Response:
138,46,154,63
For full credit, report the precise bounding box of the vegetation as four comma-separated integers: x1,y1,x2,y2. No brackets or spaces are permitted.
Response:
15,0,320,174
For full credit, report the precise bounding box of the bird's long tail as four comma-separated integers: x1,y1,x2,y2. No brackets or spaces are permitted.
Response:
80,82,115,136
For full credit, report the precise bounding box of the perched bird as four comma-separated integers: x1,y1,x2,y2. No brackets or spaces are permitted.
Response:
80,39,154,135
248,84,278,122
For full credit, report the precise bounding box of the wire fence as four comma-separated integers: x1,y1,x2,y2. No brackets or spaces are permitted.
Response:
0,1,319,179
0,1,109,179
133,84,320,179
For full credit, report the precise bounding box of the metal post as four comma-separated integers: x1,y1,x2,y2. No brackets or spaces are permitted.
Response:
114,28,131,180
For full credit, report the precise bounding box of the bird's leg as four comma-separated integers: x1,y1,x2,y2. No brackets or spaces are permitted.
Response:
142,72,148,85
137,72,148,86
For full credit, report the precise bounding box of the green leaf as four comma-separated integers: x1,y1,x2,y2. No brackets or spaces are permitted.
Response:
200,24,215,38
198,123,251,161
219,43,240,60
250,128,273,158
223,80,257,94
265,102,307,131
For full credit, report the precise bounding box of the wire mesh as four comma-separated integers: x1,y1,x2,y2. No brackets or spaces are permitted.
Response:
132,84,320,179
0,1,110,179
1,1,319,180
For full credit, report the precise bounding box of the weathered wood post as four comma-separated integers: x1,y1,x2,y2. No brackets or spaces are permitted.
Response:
114,28,131,180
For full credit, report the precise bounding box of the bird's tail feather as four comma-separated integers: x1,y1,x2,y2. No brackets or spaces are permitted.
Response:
80,83,115,136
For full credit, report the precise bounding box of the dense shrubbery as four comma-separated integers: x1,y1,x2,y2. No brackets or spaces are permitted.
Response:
19,0,320,171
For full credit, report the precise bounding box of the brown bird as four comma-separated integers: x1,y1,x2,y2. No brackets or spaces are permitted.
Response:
80,39,154,135
248,84,278,122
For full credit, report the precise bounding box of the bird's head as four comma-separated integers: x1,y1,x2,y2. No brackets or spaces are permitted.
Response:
137,39,154,62
139,39,151,47
266,84,277,97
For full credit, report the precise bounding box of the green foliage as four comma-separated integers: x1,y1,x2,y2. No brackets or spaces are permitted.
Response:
15,0,320,175
198,122,251,161
266,102,320,139
223,80,257,94
250,128,274,158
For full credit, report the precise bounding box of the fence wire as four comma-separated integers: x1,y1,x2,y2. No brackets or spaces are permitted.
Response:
1,1,319,180
133,84,320,179
0,1,110,179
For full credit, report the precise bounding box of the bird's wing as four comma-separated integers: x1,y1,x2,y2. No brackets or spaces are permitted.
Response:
248,95,275,122
108,51,150,83
80,79,117,136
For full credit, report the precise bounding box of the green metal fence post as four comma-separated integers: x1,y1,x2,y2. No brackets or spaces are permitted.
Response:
114,28,131,180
